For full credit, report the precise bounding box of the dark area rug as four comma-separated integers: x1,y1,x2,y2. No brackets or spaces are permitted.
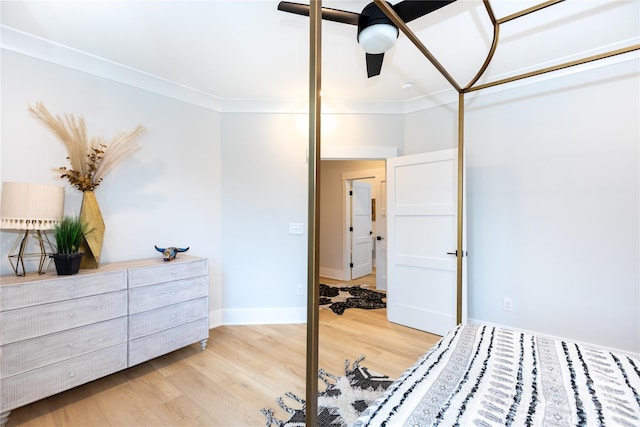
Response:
319,284,386,315
261,356,393,426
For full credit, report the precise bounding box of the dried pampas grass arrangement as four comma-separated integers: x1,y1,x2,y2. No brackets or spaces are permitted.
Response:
28,102,145,192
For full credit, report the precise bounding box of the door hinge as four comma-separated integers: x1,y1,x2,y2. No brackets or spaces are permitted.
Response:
349,226,353,232
350,262,354,268
349,190,353,196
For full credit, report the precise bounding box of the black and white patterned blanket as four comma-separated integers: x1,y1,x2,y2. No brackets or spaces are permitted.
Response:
355,324,640,426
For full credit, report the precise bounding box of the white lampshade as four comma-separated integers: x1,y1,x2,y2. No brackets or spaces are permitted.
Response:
357,24,399,54
0,182,64,230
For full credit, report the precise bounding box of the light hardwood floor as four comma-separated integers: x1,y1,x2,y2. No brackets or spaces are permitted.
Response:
7,275,440,426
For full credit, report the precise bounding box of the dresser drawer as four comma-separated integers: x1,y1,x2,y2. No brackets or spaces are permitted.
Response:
128,276,208,314
128,258,208,288
129,297,208,340
128,318,209,366
0,343,127,411
0,270,127,311
1,317,127,377
0,291,127,343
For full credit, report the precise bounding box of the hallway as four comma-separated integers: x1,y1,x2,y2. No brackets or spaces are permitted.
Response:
320,268,378,291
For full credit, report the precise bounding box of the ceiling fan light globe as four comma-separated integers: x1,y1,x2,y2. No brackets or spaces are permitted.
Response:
358,23,398,54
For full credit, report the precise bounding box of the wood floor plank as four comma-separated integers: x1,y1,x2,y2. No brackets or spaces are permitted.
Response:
6,275,440,426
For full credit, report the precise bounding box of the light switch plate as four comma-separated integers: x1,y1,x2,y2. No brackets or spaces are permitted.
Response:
289,223,304,234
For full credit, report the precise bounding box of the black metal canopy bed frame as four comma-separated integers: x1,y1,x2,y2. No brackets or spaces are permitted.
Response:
301,0,640,424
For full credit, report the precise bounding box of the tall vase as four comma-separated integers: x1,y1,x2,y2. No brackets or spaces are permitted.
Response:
79,190,105,269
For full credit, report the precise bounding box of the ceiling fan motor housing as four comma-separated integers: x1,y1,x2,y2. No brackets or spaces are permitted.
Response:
357,2,399,54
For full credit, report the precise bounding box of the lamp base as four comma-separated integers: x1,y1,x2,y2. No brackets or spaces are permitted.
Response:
8,230,55,276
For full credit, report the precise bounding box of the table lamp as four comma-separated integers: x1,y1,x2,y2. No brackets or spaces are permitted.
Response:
0,182,65,276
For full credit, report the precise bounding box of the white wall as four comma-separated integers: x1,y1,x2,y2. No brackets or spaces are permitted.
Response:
0,50,223,324
466,59,639,354
320,112,403,152
219,112,308,324
404,103,457,155
2,39,637,354
0,47,403,328
403,58,639,354
219,113,399,324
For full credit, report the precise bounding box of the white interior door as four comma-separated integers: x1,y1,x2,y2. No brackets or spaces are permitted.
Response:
386,149,460,336
375,180,387,291
351,181,372,279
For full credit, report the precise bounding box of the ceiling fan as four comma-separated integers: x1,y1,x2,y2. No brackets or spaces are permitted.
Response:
277,0,456,78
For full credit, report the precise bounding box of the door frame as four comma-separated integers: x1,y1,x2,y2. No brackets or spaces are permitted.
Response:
341,168,385,281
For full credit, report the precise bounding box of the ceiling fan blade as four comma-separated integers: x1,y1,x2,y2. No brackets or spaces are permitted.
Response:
366,53,385,78
392,0,456,23
277,1,359,25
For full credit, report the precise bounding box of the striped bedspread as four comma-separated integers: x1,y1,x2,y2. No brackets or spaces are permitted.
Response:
354,324,640,426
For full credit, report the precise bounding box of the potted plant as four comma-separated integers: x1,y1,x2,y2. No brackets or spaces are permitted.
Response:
50,215,91,275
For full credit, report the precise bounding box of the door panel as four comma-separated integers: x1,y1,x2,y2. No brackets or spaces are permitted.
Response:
351,181,372,279
396,216,455,259
387,149,459,336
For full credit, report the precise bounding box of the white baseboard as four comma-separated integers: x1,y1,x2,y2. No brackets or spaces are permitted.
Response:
467,318,640,361
319,267,345,281
221,307,306,326
209,309,222,328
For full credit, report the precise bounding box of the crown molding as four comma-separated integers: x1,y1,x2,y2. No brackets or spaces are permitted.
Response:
1,25,225,111
2,25,638,115
1,25,408,115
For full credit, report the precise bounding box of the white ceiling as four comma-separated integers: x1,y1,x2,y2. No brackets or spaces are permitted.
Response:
1,0,638,108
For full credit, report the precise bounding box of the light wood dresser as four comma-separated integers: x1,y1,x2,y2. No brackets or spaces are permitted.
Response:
0,255,209,426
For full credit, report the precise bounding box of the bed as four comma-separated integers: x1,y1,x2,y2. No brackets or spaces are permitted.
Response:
354,324,640,426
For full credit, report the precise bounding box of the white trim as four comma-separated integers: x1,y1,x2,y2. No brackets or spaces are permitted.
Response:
0,25,223,111
403,88,459,114
467,318,640,361
222,307,306,325
209,309,223,329
342,168,384,181
319,267,344,280
0,25,406,114
344,181,353,282
3,24,637,115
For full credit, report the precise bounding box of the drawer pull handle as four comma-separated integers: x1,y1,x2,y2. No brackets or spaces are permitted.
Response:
69,372,75,377
171,314,176,319
171,291,176,296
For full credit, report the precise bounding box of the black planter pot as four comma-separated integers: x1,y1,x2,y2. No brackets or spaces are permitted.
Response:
51,253,84,275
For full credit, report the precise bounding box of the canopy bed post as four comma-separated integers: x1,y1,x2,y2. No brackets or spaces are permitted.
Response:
305,1,322,425
456,92,465,324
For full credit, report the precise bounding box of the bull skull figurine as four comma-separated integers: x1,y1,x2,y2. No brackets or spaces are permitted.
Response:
155,245,189,261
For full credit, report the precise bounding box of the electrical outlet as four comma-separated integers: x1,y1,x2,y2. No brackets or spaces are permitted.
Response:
503,298,513,312
297,284,304,295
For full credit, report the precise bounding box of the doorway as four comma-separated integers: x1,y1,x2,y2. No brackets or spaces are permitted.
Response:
318,160,385,288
